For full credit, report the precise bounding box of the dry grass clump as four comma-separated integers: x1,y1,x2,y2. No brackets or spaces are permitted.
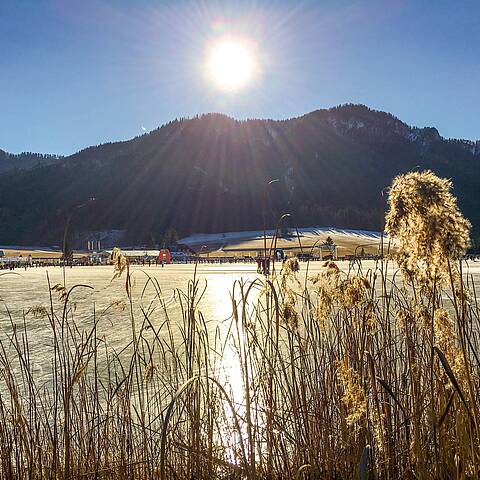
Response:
281,256,300,278
51,282,68,301
433,308,468,387
26,304,49,317
309,261,340,328
280,257,301,328
385,170,471,287
0,170,478,479
309,261,371,329
337,359,367,426
110,247,128,279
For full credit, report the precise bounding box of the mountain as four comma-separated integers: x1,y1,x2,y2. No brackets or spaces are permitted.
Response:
0,104,479,247
0,149,62,174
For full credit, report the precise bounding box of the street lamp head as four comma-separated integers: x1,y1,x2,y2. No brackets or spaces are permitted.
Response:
74,197,96,211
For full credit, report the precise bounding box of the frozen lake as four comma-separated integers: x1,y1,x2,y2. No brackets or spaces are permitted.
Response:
1,260,479,383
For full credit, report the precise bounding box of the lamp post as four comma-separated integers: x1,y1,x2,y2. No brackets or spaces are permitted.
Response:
263,179,280,263
199,245,208,263
380,187,389,259
62,197,95,286
270,213,291,275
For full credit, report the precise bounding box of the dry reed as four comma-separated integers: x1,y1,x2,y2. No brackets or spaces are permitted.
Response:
0,171,479,479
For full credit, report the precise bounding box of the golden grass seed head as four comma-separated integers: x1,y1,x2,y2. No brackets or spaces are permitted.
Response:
385,170,471,287
26,305,49,317
433,308,453,351
414,304,432,330
433,308,467,387
111,247,128,280
338,275,370,309
337,359,367,426
395,309,410,331
281,289,299,329
144,361,159,383
51,283,68,301
280,256,301,292
109,299,127,311
323,260,339,276
282,256,300,275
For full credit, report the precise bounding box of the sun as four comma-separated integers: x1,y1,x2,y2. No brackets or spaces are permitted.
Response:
207,39,255,91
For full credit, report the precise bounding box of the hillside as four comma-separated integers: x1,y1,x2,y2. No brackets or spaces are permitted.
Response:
0,104,479,246
0,149,62,174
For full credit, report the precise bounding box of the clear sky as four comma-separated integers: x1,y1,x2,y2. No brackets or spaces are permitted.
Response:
1,0,479,155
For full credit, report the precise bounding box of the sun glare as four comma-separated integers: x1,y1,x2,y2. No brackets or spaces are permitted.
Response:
207,40,255,91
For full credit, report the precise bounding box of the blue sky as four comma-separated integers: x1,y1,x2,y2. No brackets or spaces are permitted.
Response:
1,0,479,155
